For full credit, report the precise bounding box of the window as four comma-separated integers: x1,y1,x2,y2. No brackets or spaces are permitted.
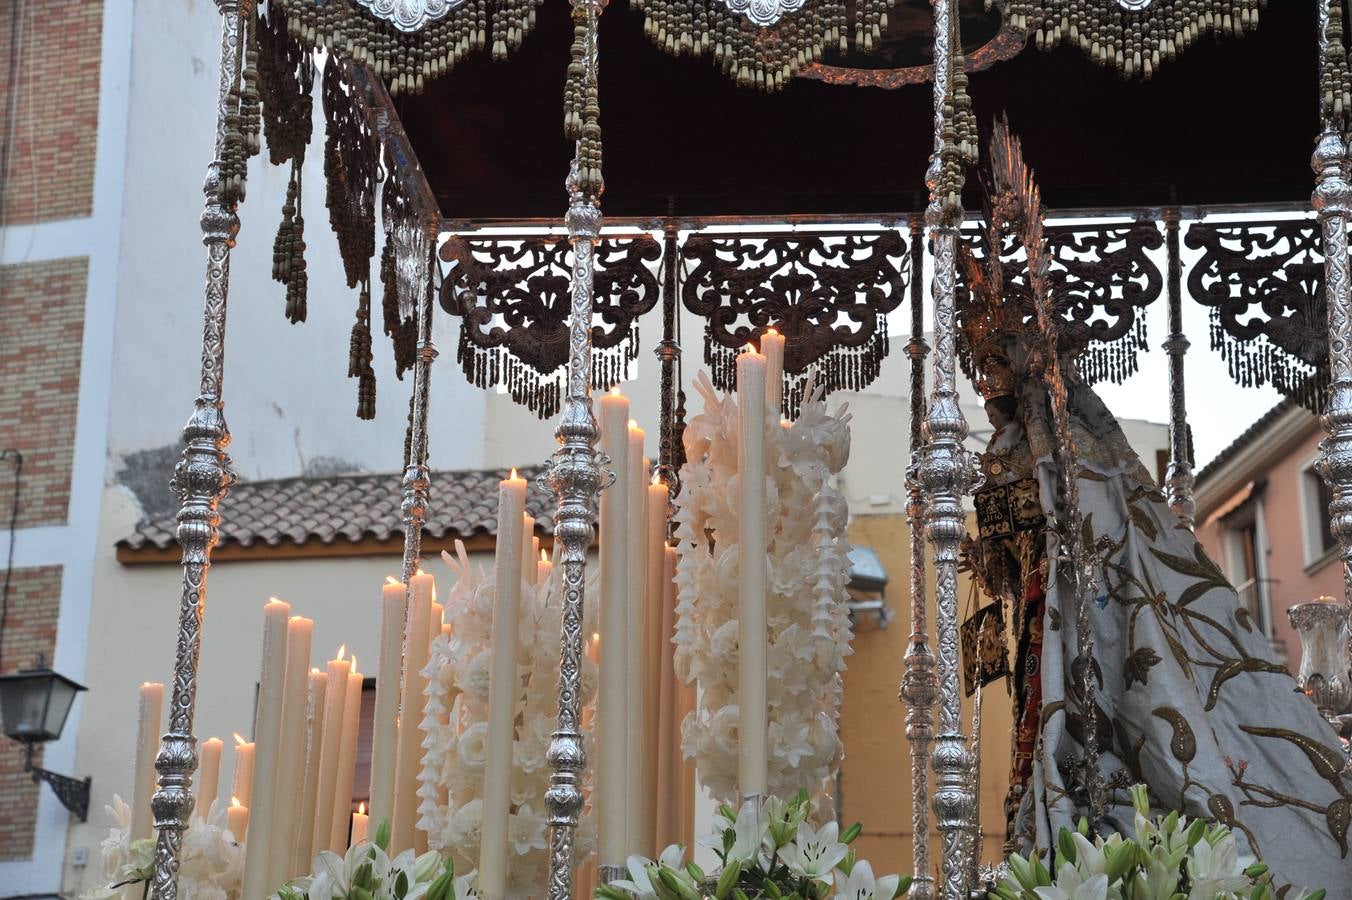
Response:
1300,462,1338,566
1222,496,1273,638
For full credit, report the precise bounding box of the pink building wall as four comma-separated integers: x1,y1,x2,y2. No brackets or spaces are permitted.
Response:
1195,420,1342,664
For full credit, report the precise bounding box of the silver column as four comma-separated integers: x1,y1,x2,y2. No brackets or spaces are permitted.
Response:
1162,208,1195,528
150,2,247,897
401,289,436,587
1316,1,1352,607
544,0,605,894
919,1,979,897
899,214,938,900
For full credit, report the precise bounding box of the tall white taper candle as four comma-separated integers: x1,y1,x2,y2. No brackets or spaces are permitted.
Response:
312,647,351,860
296,668,327,871
330,665,364,853
242,598,291,900
393,571,434,853
625,433,648,855
272,615,313,884
369,578,405,834
131,681,163,843
596,388,630,866
479,471,527,900
737,348,769,796
194,736,223,820
762,329,785,416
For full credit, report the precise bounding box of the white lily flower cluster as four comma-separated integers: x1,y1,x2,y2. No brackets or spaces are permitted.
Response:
994,785,1325,900
273,840,476,900
83,794,244,900
598,793,909,900
417,541,599,897
672,373,854,802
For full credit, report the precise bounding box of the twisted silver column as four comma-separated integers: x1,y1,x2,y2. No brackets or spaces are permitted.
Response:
400,288,436,589
1315,2,1352,607
544,0,604,891
921,3,979,892
899,214,938,900
151,3,246,898
1162,208,1195,529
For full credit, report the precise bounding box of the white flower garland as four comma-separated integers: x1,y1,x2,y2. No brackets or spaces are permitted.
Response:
672,374,853,802
418,541,599,898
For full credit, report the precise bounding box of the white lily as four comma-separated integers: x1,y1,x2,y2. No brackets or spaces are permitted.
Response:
1033,872,1108,900
777,821,848,885
610,846,687,899
727,801,771,868
1186,834,1252,899
836,860,900,900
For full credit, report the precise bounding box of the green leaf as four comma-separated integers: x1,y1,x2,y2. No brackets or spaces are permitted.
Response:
596,887,633,900
894,876,913,898
375,819,391,852
1057,827,1077,866
840,822,862,844
1186,817,1207,848
716,859,742,900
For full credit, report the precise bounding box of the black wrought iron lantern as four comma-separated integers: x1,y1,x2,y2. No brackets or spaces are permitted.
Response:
0,666,91,820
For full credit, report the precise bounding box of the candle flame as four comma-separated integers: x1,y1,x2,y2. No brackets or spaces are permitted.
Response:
386,576,400,585
628,419,638,430
233,733,247,746
744,343,756,353
336,644,347,661
350,655,358,673
541,549,549,562
651,471,662,486
610,386,621,397
311,667,322,675
510,467,519,480
231,796,242,808
358,801,366,815
592,632,600,644
767,327,779,336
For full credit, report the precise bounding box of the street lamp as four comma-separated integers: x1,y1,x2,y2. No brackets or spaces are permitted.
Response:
0,665,92,821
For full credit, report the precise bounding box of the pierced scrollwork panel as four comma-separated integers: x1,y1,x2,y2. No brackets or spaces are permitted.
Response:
680,229,908,416
1184,218,1331,413
353,0,463,33
958,221,1163,385
439,233,661,418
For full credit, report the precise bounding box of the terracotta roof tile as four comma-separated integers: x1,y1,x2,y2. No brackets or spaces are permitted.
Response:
118,466,555,552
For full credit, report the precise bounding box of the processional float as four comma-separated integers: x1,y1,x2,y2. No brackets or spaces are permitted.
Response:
142,1,1352,899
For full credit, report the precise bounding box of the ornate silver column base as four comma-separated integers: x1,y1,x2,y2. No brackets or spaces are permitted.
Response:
598,865,627,884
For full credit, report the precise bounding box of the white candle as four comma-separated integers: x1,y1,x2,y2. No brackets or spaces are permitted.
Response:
536,548,553,584
272,615,313,884
392,571,434,852
351,802,369,847
737,348,770,796
330,665,364,853
521,513,537,586
762,328,785,416
228,796,249,843
242,598,292,900
480,470,527,900
655,546,680,849
296,668,327,872
642,475,667,849
596,389,630,866
131,681,163,843
231,734,254,808
625,433,648,856
312,646,351,859
369,578,405,835
195,736,223,820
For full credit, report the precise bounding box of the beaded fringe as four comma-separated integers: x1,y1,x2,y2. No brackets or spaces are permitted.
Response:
1208,307,1329,414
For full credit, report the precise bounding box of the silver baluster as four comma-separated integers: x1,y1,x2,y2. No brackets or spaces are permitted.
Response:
150,2,247,897
920,2,980,897
900,214,938,900
1162,207,1195,528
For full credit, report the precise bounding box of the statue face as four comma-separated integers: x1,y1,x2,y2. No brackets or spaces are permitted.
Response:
985,399,1013,430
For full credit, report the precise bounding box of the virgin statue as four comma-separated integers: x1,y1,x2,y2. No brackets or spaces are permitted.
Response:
957,123,1352,893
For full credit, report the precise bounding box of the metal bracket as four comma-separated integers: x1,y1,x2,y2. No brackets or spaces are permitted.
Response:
23,744,90,821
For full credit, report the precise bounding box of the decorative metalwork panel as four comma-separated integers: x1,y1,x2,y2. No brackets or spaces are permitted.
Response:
353,0,462,33
439,233,661,418
958,220,1163,386
1184,218,1330,413
717,0,806,27
681,229,908,416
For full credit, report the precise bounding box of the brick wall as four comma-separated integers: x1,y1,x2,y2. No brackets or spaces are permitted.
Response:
0,565,63,861
0,256,88,529
0,0,102,224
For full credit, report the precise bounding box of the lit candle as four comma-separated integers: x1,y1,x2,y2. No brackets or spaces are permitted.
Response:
762,328,785,416
296,668,327,872
330,662,364,853
596,388,630,867
479,469,527,900
131,681,163,843
536,548,553,584
194,736,223,820
312,645,351,859
272,615,313,884
625,434,649,855
441,622,453,639
737,345,770,796
654,545,680,850
369,577,405,835
642,474,668,850
230,733,254,808
392,569,434,852
227,796,249,842
242,598,292,900
351,801,370,847
522,513,537,586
